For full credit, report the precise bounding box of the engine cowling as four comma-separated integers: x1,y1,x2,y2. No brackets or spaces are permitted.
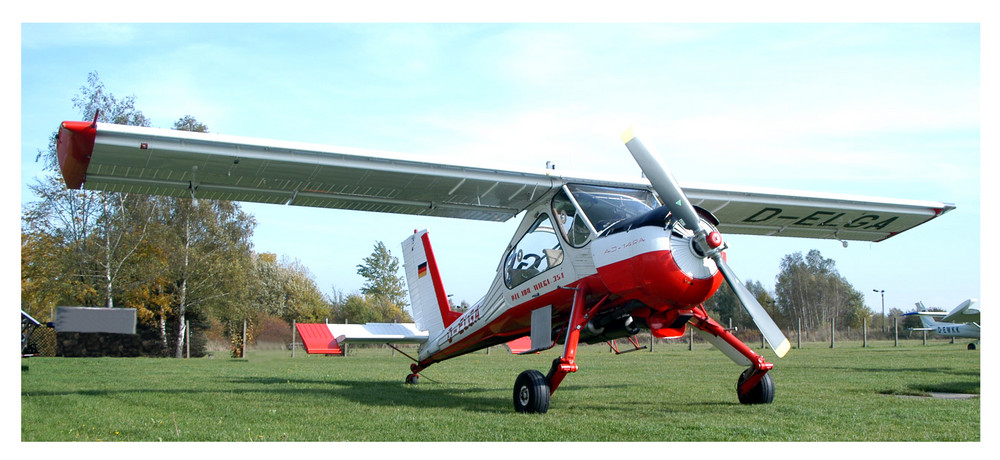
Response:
592,223,724,310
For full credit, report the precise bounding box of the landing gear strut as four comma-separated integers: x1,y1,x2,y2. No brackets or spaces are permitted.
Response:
512,285,597,413
687,305,776,405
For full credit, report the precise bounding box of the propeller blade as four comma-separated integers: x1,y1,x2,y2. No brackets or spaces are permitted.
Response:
620,127,789,358
621,127,701,232
712,254,791,358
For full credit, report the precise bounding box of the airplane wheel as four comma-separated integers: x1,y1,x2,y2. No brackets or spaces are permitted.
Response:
736,368,774,405
405,374,419,384
513,370,550,413
968,343,977,350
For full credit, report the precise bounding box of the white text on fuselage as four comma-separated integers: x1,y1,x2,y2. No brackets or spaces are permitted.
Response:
446,305,481,343
510,272,566,302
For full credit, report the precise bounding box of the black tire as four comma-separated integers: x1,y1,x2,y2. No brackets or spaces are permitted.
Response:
968,343,977,350
513,370,551,413
736,368,774,405
405,374,419,384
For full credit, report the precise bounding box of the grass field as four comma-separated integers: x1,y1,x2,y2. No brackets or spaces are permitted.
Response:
21,339,979,442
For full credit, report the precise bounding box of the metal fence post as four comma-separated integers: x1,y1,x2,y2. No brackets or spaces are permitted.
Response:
830,318,835,348
292,320,296,358
893,317,898,347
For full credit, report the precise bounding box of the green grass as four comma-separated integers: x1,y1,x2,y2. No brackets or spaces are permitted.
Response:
21,339,979,442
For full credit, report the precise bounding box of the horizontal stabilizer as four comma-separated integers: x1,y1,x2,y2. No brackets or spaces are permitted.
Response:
295,323,343,354
505,336,533,354
328,322,429,344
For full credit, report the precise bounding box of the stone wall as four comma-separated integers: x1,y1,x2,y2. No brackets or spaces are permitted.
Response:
55,332,146,357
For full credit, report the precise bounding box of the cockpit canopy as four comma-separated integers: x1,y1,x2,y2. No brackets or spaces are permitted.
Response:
552,184,661,247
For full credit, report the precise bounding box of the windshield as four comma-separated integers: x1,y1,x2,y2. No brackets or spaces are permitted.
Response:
566,184,660,233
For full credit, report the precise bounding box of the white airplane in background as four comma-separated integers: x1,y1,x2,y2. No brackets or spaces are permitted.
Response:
906,299,980,350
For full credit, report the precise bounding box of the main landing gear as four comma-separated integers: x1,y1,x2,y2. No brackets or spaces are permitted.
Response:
737,367,774,404
513,286,595,414
510,296,780,413
513,369,550,413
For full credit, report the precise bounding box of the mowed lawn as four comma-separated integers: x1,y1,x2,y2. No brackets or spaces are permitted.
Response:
21,340,979,442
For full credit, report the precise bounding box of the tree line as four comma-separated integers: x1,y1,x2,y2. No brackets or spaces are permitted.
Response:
703,248,920,337
21,73,411,357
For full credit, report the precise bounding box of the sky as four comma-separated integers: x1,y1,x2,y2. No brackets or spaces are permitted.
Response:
14,17,985,321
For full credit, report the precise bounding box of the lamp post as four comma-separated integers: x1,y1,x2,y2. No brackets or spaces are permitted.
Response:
873,289,885,333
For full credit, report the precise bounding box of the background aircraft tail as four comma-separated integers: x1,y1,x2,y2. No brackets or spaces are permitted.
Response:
917,314,937,329
401,230,462,336
912,301,939,329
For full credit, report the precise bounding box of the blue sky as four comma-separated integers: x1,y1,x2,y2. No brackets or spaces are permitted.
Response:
18,22,982,317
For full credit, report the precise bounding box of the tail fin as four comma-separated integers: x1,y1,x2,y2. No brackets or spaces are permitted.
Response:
401,230,462,336
914,301,937,328
918,314,936,329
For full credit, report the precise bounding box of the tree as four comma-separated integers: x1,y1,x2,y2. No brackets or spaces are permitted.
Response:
250,253,331,323
704,279,773,332
173,115,207,133
23,71,155,313
333,293,413,324
774,249,867,331
356,241,408,308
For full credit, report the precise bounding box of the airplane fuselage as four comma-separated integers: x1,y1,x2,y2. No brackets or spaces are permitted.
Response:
415,183,724,366
926,320,980,339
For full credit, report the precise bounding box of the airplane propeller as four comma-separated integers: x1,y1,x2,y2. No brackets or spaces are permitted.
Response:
622,128,791,358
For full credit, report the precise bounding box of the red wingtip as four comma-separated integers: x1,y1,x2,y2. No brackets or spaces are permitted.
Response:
56,120,98,189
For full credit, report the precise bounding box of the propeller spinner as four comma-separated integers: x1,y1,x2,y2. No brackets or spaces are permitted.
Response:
622,128,791,358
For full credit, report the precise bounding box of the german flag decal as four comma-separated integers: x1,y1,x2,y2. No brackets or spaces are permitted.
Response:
417,262,428,278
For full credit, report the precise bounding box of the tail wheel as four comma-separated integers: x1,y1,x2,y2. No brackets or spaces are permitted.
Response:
736,368,774,405
968,343,977,350
405,374,419,384
513,370,550,413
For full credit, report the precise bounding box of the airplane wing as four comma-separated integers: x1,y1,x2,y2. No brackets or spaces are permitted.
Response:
905,299,979,324
904,311,948,318
941,299,979,324
57,121,954,242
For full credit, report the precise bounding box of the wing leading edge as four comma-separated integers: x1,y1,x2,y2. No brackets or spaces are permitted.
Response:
57,121,954,241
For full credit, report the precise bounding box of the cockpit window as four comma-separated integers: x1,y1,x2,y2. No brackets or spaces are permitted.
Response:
552,190,593,247
566,184,659,233
503,214,564,288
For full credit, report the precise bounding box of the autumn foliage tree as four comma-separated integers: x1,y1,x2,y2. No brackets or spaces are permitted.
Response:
774,249,869,331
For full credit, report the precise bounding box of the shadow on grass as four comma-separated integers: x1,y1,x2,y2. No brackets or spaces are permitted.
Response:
794,364,979,378
908,381,981,395
22,375,638,414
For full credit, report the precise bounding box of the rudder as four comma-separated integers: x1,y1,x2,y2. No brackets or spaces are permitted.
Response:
401,230,461,336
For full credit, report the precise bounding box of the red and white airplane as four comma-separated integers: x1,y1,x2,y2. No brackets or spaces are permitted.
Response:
56,118,954,413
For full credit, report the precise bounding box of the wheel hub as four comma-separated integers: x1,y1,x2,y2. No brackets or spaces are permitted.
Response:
518,386,530,405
